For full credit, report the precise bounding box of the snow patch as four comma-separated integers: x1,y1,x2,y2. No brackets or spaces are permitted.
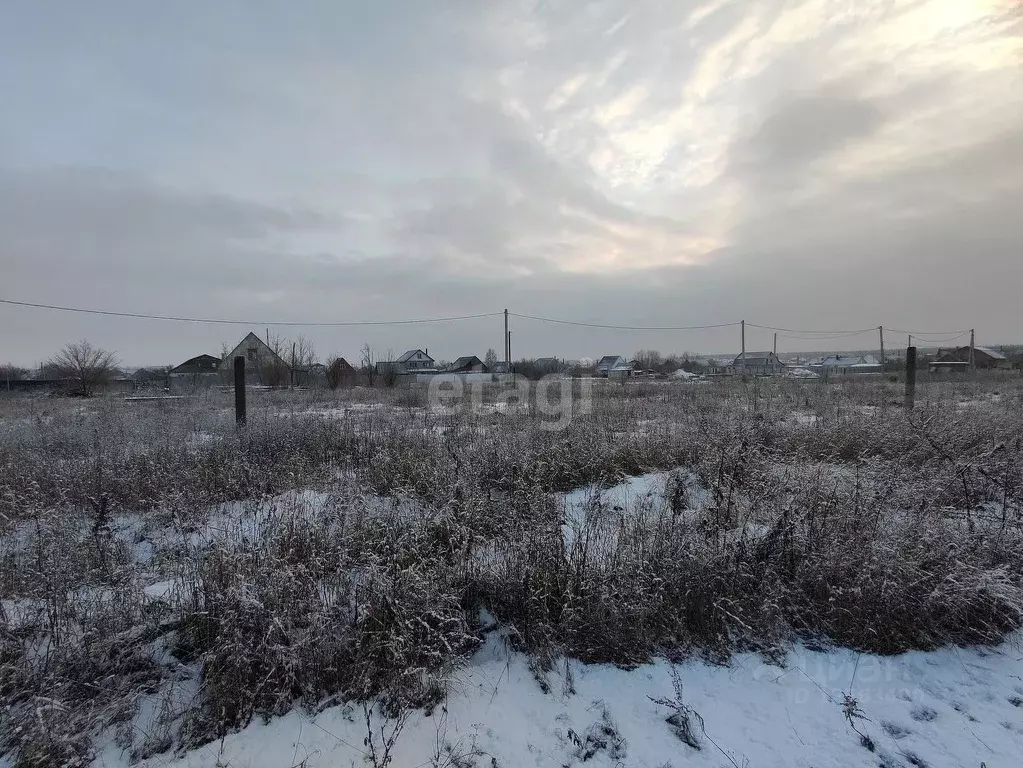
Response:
119,631,1023,768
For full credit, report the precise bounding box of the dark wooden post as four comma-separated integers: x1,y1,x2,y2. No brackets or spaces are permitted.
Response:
234,356,246,425
904,346,916,410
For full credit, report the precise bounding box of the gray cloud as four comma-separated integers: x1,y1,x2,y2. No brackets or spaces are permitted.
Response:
1,0,1021,365
745,90,885,169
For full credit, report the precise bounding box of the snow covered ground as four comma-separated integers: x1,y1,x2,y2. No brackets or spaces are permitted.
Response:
93,628,1023,768
560,470,708,550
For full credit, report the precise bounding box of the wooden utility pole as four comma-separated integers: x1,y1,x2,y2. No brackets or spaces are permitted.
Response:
234,356,247,425
969,329,976,372
741,320,746,374
504,308,509,369
773,332,777,355
879,326,885,369
904,347,916,410
291,342,296,388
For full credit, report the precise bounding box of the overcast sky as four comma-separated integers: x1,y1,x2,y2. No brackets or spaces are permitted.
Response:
2,0,1021,366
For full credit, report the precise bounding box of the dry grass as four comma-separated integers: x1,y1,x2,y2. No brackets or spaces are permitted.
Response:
1,373,1021,764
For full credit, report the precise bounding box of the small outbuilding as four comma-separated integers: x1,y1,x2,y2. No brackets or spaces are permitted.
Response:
608,363,635,382
326,358,357,388
170,354,222,390
447,355,488,373
930,346,1009,371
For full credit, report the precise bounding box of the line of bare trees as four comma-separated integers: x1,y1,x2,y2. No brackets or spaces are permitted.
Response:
5,341,713,397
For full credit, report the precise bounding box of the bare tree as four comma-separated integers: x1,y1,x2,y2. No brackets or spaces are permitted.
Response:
484,348,498,370
46,340,119,396
282,334,319,386
360,343,376,386
260,333,291,388
379,348,399,388
293,334,317,370
1,364,29,383
633,349,664,371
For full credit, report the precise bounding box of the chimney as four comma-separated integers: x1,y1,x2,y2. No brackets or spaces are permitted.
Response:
426,348,428,356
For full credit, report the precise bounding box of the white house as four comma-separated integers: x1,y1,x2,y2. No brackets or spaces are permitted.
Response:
376,349,436,375
596,355,627,376
810,354,882,375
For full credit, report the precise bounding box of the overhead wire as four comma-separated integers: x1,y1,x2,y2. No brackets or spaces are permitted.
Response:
899,332,972,345
0,297,977,341
746,322,877,335
0,298,501,327
509,312,739,331
775,331,875,341
883,327,970,337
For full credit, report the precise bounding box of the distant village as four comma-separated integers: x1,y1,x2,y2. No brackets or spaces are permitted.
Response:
2,329,1019,395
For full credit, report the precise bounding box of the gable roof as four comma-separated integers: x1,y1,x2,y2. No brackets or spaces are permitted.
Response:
171,354,221,374
396,348,433,363
976,346,1007,360
222,332,287,368
732,352,781,365
935,346,1007,363
815,354,878,367
597,355,625,368
449,355,483,368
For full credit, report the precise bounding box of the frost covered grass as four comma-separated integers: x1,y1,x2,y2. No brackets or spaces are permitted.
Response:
1,373,1022,765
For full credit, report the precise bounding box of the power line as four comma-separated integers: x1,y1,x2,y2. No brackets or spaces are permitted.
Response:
897,332,971,345
884,327,971,338
747,322,876,335
0,298,500,327
0,297,978,341
510,312,739,331
775,331,876,341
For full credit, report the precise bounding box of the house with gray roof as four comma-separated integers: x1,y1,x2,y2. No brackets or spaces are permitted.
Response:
596,355,627,376
931,346,1009,371
809,354,882,375
169,354,221,390
376,348,436,375
447,355,487,373
730,351,784,376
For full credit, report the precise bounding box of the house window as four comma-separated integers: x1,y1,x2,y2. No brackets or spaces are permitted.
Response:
247,348,257,361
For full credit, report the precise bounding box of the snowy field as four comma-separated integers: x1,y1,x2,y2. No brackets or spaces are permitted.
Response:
2,374,1022,768
112,628,1023,768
